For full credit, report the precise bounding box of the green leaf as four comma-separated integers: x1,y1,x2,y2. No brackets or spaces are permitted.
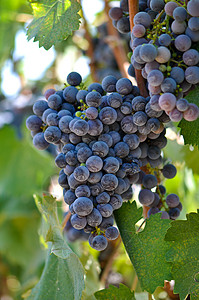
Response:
114,201,172,294
28,250,84,300
28,194,85,299
95,283,135,300
27,0,81,50
178,86,199,147
165,211,199,300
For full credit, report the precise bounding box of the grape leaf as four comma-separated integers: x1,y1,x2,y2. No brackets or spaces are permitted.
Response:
28,250,84,300
28,194,85,299
178,86,199,147
27,0,81,50
94,283,135,300
114,201,172,294
165,211,199,300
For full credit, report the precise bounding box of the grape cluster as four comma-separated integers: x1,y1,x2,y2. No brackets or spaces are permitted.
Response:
110,0,199,122
26,72,181,251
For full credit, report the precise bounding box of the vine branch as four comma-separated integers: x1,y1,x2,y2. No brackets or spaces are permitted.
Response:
81,6,98,82
128,0,149,97
104,0,130,79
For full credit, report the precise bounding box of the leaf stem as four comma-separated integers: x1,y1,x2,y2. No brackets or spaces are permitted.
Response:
128,0,148,97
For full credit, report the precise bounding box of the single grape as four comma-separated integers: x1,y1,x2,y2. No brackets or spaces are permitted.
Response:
102,75,117,92
183,103,199,121
116,78,133,95
96,192,110,204
73,197,93,216
105,226,119,240
44,126,61,143
162,164,177,179
33,132,49,150
107,93,123,108
71,214,87,230
174,35,192,52
86,156,103,172
187,0,199,17
159,93,176,111
103,157,120,174
138,189,155,206
116,17,130,33
48,94,62,110
169,109,183,122
87,208,102,227
75,185,91,198
170,67,185,84
26,115,43,131
161,78,177,93
158,34,171,46
188,17,199,31
114,142,130,158
147,70,164,86
67,72,82,86
150,0,165,12
33,100,48,117
133,12,151,28
183,49,199,66
64,190,76,205
92,235,108,251
101,174,118,191
109,7,123,21
185,66,199,84
142,174,158,189
86,91,102,108
132,24,146,38
140,44,157,63
156,46,171,63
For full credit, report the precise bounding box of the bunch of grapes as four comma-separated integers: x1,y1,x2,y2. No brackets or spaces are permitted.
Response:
110,0,199,122
26,72,181,251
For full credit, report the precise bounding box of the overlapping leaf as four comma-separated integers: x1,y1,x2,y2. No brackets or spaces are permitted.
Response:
27,0,81,49
95,283,135,300
165,211,199,300
114,201,172,294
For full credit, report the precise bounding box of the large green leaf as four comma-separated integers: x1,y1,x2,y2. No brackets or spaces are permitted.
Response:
114,201,172,294
27,0,81,50
178,86,199,147
95,284,135,300
165,211,199,300
27,194,85,299
28,250,84,300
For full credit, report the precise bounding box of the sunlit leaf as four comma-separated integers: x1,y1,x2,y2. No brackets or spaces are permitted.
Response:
27,0,81,49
